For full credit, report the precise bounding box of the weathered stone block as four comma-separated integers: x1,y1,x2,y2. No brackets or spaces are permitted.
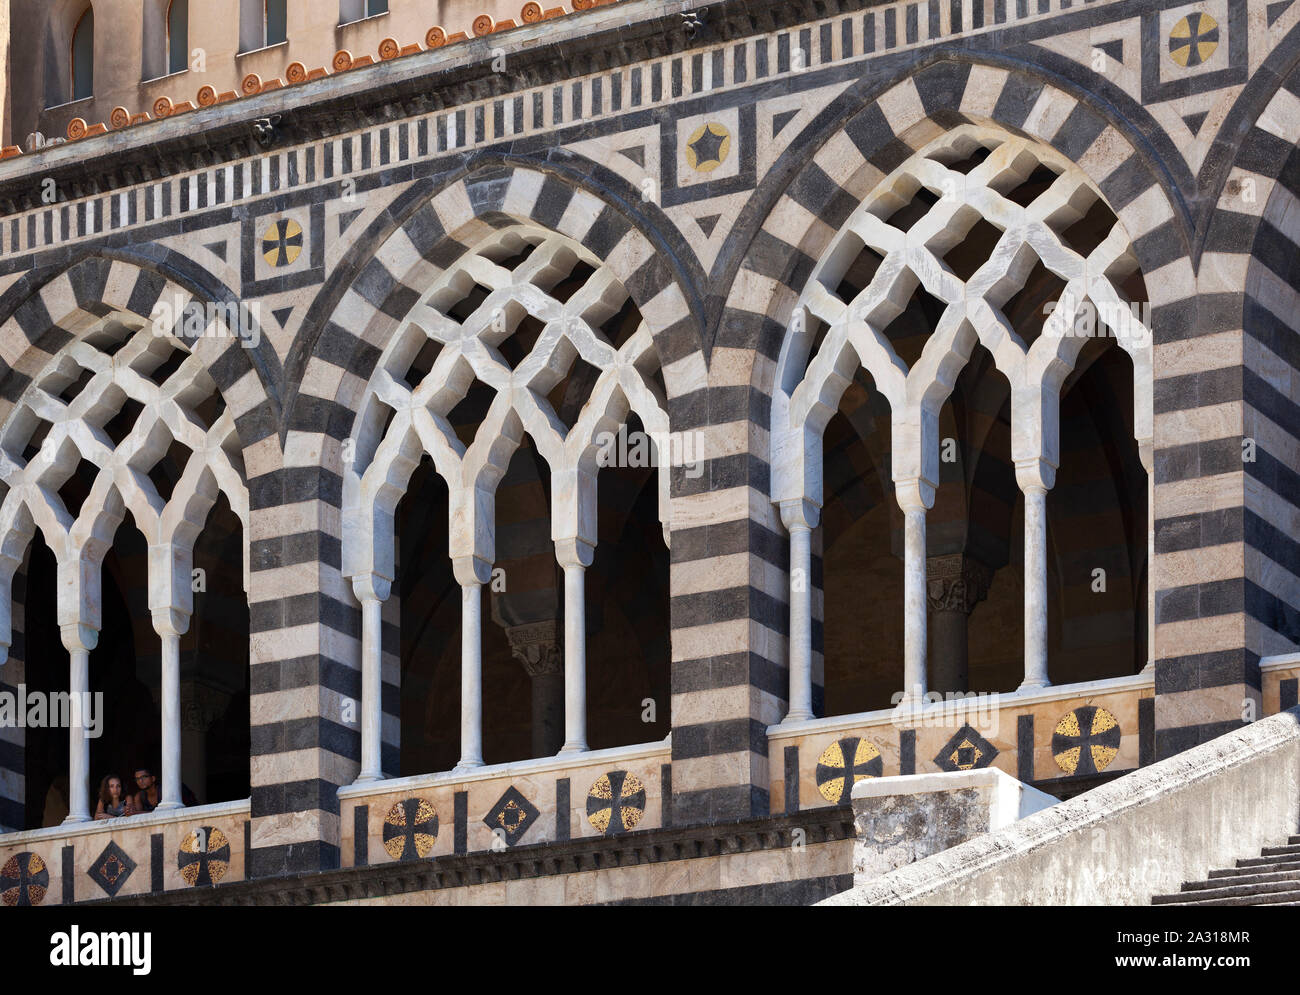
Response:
849,768,1056,880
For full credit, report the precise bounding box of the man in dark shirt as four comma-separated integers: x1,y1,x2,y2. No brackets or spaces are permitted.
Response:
132,768,196,811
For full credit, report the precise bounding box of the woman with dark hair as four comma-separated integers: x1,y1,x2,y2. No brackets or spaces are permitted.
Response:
93,775,134,820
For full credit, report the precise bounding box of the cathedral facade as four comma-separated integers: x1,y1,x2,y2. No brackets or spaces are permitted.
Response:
0,0,1297,905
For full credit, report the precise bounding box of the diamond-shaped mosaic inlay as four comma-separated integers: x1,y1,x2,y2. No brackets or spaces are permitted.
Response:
933,724,999,772
87,840,136,897
484,785,541,847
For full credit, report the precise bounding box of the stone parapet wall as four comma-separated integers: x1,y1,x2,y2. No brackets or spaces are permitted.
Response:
338,740,671,865
822,705,1300,905
771,675,1156,812
0,800,249,905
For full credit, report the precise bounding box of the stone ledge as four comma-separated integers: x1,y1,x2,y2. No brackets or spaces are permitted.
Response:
97,807,853,906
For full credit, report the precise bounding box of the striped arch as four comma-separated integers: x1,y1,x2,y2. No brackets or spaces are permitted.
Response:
679,59,1194,822
294,164,708,441
0,253,278,435
0,253,266,830
723,59,1195,374
0,255,271,628
276,162,704,789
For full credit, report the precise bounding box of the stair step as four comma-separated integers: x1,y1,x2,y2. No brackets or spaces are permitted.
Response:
1152,888,1300,907
1153,879,1300,904
1210,862,1300,879
1184,868,1300,891
1260,843,1300,857
1236,850,1300,869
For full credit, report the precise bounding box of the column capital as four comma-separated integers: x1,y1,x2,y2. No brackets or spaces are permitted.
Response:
894,476,935,513
150,606,191,638
554,537,595,569
926,554,993,614
350,571,392,603
505,620,564,677
779,498,820,532
59,622,98,654
451,555,492,588
1015,457,1057,492
1137,436,1154,474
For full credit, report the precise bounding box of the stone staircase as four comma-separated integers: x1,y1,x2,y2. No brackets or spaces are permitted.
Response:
1152,836,1300,906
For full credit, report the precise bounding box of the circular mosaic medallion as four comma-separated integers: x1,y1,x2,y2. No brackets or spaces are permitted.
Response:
586,770,646,835
1,852,48,907
178,826,231,886
1169,12,1218,68
815,736,882,803
684,122,731,173
1052,705,1121,775
261,218,304,267
382,798,439,861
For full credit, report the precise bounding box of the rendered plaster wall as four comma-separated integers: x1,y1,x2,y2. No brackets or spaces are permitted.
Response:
822,707,1300,906
9,0,533,145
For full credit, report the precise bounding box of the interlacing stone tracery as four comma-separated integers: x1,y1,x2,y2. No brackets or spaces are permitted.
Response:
772,126,1154,712
0,314,250,658
345,224,671,579
0,302,251,822
344,222,673,775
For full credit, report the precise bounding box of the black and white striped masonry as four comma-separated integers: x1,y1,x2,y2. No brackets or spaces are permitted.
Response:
0,0,1297,879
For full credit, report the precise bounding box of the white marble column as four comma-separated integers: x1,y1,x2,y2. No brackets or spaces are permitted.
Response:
556,538,594,755
896,480,933,707
1139,439,1155,673
60,622,97,824
1016,459,1056,691
151,607,190,810
780,498,819,723
350,572,391,783
453,556,491,770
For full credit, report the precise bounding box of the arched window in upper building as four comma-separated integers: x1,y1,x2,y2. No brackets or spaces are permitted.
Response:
240,0,287,53
167,0,189,75
340,0,388,23
71,7,95,101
